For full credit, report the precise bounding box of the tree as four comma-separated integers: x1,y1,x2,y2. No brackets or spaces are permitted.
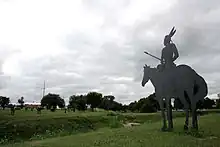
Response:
0,96,10,109
139,93,159,113
76,95,87,111
203,97,215,109
126,93,159,113
216,93,220,109
105,95,115,102
98,95,124,111
18,97,24,109
59,98,65,108
86,92,102,111
121,105,128,112
196,100,204,109
174,98,184,110
69,94,87,111
110,101,123,111
148,93,160,111
69,95,77,111
41,93,65,111
99,95,115,110
99,96,109,110
127,101,138,112
140,102,157,113
216,99,220,109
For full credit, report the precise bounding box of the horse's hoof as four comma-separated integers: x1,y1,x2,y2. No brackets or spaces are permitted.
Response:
167,128,173,132
191,127,198,132
161,127,167,132
184,125,188,131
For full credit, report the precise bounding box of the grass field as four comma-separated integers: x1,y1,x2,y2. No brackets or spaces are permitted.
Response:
1,114,220,147
1,109,220,147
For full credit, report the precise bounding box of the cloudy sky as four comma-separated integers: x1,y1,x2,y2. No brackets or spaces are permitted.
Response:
0,0,219,104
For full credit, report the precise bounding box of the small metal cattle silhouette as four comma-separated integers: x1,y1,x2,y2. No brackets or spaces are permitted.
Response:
141,27,208,131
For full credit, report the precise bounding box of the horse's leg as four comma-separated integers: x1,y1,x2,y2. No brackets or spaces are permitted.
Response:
185,88,198,130
169,99,173,129
191,101,198,130
166,97,173,131
169,109,174,130
159,98,167,131
179,93,190,131
184,105,190,131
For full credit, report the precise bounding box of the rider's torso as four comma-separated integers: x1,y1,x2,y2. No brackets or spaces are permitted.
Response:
162,44,174,63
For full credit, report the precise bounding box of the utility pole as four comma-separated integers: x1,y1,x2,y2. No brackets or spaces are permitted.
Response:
35,80,46,99
42,80,46,98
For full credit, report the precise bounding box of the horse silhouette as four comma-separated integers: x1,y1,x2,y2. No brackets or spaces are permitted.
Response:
141,64,208,131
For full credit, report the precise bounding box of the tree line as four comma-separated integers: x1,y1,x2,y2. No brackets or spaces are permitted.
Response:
1,92,220,113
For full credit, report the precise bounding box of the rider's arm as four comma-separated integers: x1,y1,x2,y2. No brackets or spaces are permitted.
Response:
161,49,165,64
172,43,179,61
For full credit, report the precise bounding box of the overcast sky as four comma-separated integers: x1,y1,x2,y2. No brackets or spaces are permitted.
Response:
0,0,219,104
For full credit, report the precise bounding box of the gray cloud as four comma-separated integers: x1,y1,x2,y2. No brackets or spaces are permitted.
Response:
1,0,220,104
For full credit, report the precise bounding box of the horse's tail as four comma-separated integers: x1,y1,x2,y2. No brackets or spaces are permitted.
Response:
193,73,208,103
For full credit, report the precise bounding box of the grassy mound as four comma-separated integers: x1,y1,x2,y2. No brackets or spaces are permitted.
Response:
0,109,186,144
2,114,220,147
1,108,218,145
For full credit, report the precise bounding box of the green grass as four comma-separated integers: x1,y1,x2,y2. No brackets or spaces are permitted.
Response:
1,109,220,146
0,109,108,121
1,114,220,147
0,109,187,144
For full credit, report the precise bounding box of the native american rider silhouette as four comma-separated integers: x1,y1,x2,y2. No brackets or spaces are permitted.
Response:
160,27,179,71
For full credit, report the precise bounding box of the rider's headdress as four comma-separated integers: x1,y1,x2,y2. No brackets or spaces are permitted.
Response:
164,27,176,45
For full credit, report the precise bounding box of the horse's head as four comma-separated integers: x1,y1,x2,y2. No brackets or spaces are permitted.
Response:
141,64,151,87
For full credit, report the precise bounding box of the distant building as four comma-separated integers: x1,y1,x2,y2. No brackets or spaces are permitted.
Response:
9,102,18,106
24,102,41,108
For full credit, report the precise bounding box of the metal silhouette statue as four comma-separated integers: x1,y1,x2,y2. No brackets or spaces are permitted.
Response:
142,27,208,131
